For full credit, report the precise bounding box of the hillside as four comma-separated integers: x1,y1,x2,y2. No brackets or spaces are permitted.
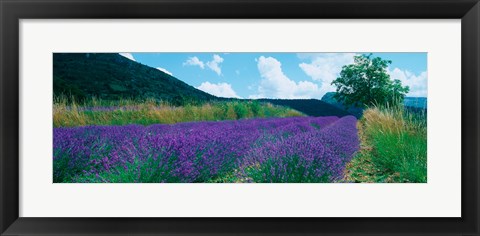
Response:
257,99,353,117
53,53,216,105
321,92,427,118
320,92,364,118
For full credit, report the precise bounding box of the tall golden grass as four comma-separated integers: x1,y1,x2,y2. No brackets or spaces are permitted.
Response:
53,96,304,127
346,104,427,183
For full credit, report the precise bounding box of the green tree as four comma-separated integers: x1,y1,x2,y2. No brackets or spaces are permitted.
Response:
332,54,409,109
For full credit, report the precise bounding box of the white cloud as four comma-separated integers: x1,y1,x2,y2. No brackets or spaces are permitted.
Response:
156,67,173,76
183,55,224,76
183,56,205,69
388,68,428,97
197,82,241,98
298,53,356,96
206,54,224,76
119,53,135,61
249,56,322,99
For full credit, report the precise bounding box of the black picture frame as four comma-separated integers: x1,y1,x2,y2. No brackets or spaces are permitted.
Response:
1,0,479,235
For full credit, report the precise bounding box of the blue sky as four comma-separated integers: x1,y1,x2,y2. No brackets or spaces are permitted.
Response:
119,52,427,99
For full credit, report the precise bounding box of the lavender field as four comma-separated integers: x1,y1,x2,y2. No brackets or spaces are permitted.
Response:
53,116,360,183
53,53,427,183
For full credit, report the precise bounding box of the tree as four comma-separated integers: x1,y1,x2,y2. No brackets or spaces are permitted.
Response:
332,54,409,109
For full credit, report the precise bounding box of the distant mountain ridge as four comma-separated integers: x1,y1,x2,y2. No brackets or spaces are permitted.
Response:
258,99,353,117
53,53,216,105
320,92,364,118
404,97,427,109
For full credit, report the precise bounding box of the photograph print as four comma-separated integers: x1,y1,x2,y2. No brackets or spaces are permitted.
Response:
53,52,427,183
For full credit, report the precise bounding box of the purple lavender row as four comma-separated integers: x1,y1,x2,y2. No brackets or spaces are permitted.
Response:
53,116,358,183
240,116,359,182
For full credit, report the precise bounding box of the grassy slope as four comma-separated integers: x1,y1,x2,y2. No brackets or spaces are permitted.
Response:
344,105,427,183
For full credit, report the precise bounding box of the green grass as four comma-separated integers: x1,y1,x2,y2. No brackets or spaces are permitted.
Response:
53,96,304,127
345,104,427,183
